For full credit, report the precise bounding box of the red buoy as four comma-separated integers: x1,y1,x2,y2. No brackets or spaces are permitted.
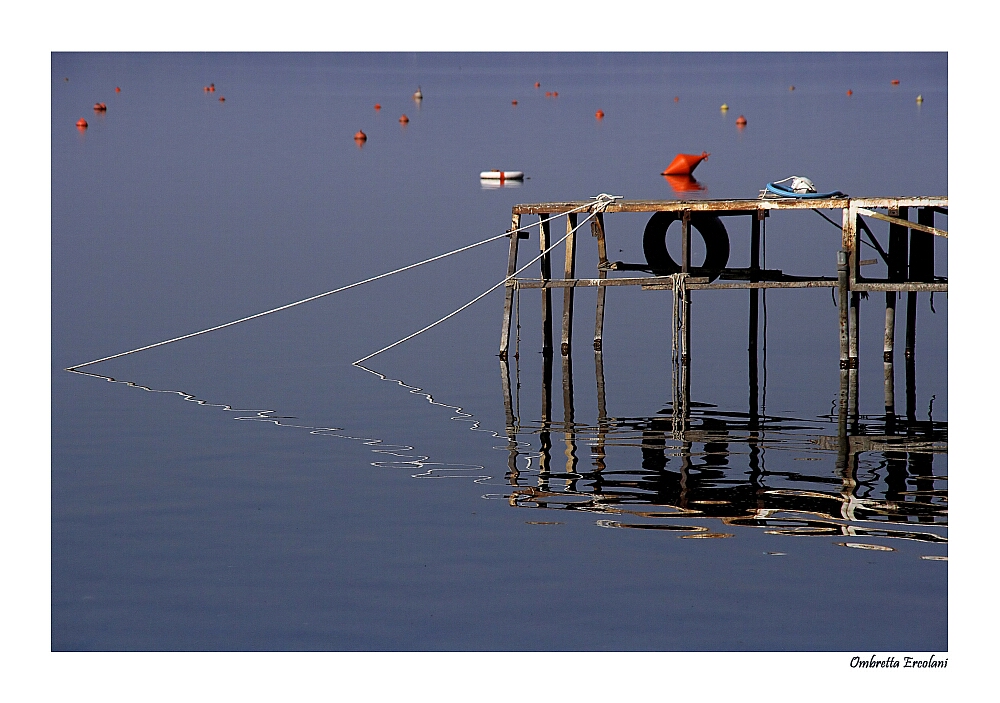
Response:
219,96,225,102
76,118,88,129
552,91,558,97
115,86,121,93
209,83,216,92
735,115,747,127
534,82,540,88
511,100,518,105
595,110,604,119
374,103,381,110
891,79,900,85
846,89,853,96
399,114,409,123
354,130,367,141
661,152,709,176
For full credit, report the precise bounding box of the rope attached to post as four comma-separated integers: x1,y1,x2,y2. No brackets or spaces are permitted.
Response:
352,195,621,366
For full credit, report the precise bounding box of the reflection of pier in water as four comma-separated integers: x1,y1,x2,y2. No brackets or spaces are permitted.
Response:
498,326,946,546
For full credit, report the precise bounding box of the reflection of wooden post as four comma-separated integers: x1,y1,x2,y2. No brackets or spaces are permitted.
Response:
837,250,850,370
749,214,760,423
539,350,553,492
499,213,522,359
561,213,577,356
885,206,907,422
849,290,860,421
593,213,608,351
561,349,578,488
593,350,607,473
539,214,553,356
500,358,520,485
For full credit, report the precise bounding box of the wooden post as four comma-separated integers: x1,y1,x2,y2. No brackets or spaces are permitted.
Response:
539,214,553,356
681,211,692,273
592,213,608,351
884,206,907,421
837,250,850,369
561,213,578,356
499,213,522,359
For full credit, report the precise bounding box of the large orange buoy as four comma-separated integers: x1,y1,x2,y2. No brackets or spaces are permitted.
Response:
399,114,409,123
735,115,747,127
662,151,709,176
354,130,367,141
76,118,88,129
595,109,604,119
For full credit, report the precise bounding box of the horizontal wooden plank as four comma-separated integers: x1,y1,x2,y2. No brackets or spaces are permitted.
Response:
851,281,948,292
643,280,839,290
512,197,947,216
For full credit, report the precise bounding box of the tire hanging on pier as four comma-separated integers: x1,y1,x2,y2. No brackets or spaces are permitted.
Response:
642,211,730,281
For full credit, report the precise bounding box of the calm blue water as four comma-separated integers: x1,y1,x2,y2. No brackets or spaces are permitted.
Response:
52,53,947,651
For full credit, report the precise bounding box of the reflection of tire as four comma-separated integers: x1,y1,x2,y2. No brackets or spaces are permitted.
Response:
643,211,730,280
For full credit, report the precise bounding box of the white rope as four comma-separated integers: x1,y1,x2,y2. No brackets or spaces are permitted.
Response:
353,194,621,365
65,206,595,371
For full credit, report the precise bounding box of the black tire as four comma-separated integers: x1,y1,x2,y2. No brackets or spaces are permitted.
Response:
642,211,730,281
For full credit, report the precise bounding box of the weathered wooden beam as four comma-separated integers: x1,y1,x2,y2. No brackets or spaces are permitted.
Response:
593,213,608,351
851,282,947,292
561,213,577,355
498,213,521,358
512,196,946,216
857,208,948,238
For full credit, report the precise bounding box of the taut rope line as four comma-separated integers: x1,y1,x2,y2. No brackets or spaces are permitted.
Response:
352,194,621,365
64,205,593,371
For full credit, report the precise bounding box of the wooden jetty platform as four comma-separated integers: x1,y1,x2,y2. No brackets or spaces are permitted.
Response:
498,196,947,425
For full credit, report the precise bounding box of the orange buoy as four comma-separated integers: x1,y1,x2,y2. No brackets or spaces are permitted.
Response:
203,86,210,92
662,151,709,176
673,96,679,102
735,115,747,126
789,85,795,91
399,114,409,123
846,89,853,96
354,130,367,141
891,79,900,85
115,86,121,93
511,100,518,105
374,103,381,111
93,102,107,111
209,83,216,92
534,82,540,88
76,118,88,129
545,91,552,97
595,110,604,119
218,96,225,102
553,91,558,97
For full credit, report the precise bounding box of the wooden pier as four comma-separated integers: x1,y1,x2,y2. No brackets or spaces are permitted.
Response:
498,196,947,426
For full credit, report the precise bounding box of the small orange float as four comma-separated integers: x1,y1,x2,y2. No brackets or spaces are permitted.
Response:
595,110,604,119
662,151,709,176
374,103,381,110
115,86,121,93
76,118,88,129
846,89,853,96
511,100,518,105
93,102,107,111
354,130,367,141
891,79,900,85
735,115,747,127
534,82,540,88
673,96,679,102
789,85,795,91
399,114,409,123
208,83,216,92
552,91,558,97
218,96,225,102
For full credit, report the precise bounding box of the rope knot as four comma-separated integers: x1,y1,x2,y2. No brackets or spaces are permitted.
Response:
589,193,622,213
